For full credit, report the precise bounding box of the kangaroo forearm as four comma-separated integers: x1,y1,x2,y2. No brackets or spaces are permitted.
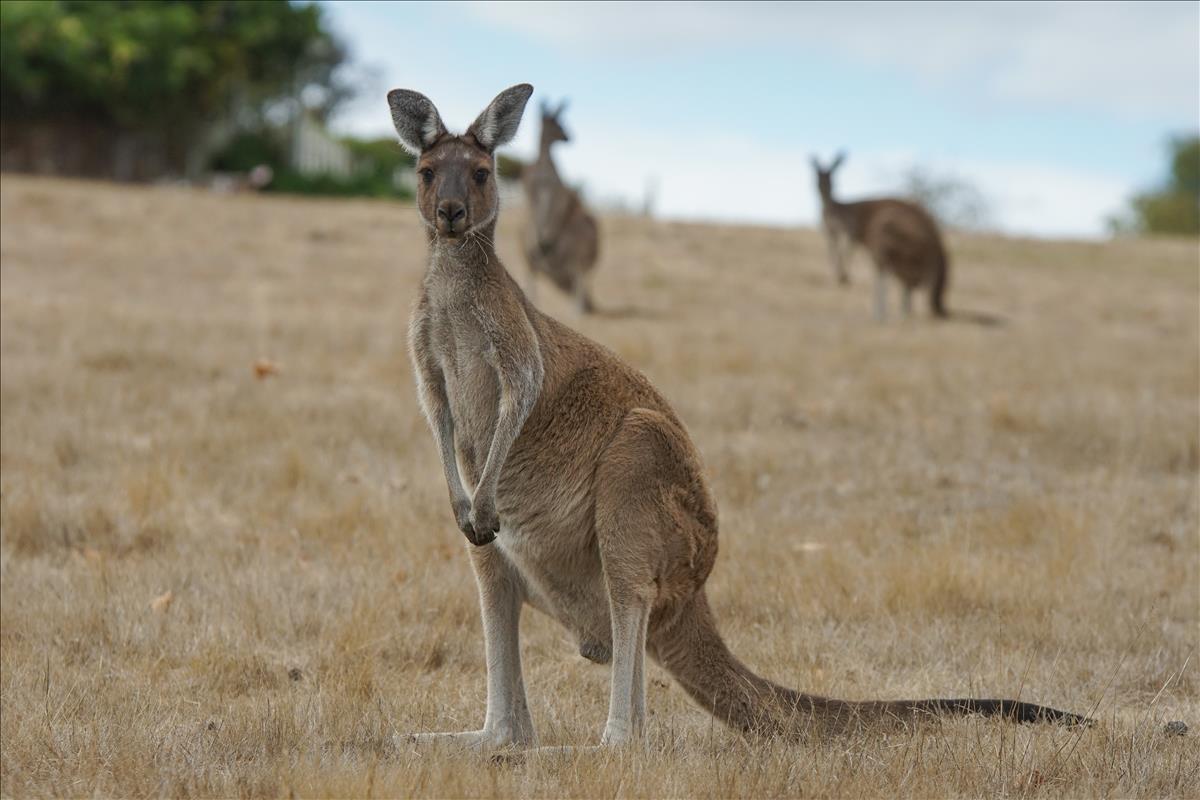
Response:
435,418,469,504
475,358,541,495
475,326,544,500
474,402,528,501
419,381,469,504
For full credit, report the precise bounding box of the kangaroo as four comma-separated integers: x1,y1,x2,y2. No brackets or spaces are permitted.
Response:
521,99,600,313
389,84,1088,752
813,153,949,320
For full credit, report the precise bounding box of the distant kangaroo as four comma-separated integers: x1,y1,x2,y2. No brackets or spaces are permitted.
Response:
521,100,600,313
813,153,949,320
388,84,1087,752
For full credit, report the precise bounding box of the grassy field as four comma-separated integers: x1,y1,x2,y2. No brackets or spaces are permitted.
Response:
0,175,1196,798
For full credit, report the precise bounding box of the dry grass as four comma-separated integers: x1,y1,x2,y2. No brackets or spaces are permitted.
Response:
0,175,1196,798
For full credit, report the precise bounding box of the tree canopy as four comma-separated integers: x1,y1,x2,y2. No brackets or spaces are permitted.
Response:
1,1,347,144
1111,135,1200,237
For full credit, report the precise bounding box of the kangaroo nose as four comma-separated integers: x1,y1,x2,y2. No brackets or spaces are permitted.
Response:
437,200,466,224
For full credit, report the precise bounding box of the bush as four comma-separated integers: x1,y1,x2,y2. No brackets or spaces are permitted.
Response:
264,168,409,200
342,136,413,176
208,131,285,174
1109,135,1199,236
207,131,414,200
496,153,525,182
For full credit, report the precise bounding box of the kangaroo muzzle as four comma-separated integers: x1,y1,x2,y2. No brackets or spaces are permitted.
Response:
436,199,467,236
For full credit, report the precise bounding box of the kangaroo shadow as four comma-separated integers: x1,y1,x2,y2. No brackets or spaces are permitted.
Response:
797,272,834,289
589,304,662,321
944,308,1007,328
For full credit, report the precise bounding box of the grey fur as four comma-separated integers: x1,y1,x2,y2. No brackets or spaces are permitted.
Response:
388,89,448,155
467,84,535,152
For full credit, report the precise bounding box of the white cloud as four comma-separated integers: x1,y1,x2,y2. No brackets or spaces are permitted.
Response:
465,1,1199,122
547,125,1127,238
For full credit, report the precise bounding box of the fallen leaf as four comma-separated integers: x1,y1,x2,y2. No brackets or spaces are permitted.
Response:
72,546,105,566
151,590,174,613
253,359,279,379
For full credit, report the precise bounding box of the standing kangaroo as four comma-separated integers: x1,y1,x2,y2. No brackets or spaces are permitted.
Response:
813,153,949,320
521,100,600,313
389,84,1087,752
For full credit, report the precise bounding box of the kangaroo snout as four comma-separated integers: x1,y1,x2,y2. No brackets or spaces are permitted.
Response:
436,199,467,234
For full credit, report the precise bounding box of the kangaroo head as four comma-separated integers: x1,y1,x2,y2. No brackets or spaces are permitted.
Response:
388,83,533,238
810,152,847,201
539,99,570,145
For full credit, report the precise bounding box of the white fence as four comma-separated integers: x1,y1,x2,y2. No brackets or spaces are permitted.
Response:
290,114,352,178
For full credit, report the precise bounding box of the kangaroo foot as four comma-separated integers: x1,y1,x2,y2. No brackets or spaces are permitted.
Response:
395,728,533,753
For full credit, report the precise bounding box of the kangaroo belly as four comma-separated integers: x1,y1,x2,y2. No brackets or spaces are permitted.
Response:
883,246,936,287
496,519,612,653
494,434,609,643
488,372,631,653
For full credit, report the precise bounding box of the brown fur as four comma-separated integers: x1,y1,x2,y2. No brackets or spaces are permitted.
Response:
521,101,600,313
391,86,1087,750
813,153,950,319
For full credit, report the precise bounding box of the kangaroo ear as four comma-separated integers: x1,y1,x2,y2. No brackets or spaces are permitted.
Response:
830,151,847,172
467,83,534,152
387,89,447,155
810,155,823,173
554,99,568,118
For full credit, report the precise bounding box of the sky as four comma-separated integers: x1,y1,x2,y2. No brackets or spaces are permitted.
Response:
320,1,1200,238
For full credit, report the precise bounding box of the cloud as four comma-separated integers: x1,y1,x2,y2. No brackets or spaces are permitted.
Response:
547,125,1128,238
876,156,1130,239
464,1,1199,122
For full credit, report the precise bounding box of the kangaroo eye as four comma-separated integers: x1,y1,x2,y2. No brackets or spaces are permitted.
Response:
419,168,434,185
474,169,490,184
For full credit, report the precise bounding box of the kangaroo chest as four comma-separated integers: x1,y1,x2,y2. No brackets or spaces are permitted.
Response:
525,163,565,222
525,158,560,188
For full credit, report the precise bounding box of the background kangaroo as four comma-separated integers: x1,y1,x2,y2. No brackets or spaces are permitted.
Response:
390,84,1087,752
521,100,601,313
813,153,950,320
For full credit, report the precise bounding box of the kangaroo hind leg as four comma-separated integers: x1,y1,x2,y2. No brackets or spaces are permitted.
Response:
591,408,718,746
398,549,535,752
573,271,595,315
873,266,889,321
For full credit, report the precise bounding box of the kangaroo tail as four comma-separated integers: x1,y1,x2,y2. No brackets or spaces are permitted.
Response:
652,591,1090,738
890,698,1092,726
930,246,950,318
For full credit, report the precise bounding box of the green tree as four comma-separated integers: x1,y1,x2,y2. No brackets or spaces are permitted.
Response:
1110,135,1200,236
0,0,347,176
